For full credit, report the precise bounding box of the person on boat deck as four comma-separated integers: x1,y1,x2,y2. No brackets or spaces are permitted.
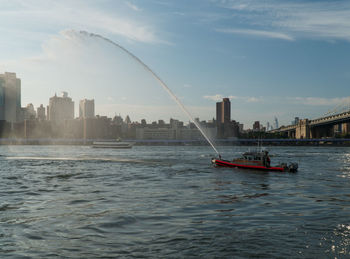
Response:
264,151,271,167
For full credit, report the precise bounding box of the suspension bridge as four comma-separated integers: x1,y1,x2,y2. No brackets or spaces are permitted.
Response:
269,97,350,139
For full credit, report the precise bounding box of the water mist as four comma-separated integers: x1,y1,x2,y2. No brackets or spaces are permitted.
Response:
79,31,219,155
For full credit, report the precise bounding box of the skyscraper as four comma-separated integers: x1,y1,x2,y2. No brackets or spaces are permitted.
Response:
253,121,260,131
216,98,231,138
48,92,74,123
37,104,46,120
22,103,36,120
216,98,231,125
274,117,279,129
0,72,21,123
79,99,95,118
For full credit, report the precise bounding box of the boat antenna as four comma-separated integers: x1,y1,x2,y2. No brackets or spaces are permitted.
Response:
257,133,262,152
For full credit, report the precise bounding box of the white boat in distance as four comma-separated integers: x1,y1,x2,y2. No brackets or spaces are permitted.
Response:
92,140,134,149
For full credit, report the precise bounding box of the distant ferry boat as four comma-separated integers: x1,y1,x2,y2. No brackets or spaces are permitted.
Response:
92,140,133,149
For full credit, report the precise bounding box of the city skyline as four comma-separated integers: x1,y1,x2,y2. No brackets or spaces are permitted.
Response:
1,72,346,133
0,0,349,126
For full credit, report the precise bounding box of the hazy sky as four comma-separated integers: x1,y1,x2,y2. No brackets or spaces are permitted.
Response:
0,0,349,128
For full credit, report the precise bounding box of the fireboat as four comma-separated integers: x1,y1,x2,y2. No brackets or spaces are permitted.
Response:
212,150,298,172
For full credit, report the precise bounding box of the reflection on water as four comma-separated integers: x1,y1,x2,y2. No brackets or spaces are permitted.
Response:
322,224,350,256
338,152,350,179
0,145,349,258
6,156,165,165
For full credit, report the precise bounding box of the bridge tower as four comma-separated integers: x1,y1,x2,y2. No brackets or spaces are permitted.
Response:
295,119,310,139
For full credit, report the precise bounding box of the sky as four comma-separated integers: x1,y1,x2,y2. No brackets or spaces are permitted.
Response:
0,0,349,128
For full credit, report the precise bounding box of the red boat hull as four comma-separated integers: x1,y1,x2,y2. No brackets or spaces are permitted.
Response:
212,159,285,172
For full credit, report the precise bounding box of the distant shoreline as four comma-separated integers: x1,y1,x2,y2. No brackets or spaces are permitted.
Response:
0,138,350,146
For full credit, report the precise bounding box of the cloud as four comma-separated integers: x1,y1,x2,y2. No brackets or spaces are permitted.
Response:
126,1,141,11
216,28,294,41
203,94,262,103
203,94,224,102
0,0,161,44
214,0,350,42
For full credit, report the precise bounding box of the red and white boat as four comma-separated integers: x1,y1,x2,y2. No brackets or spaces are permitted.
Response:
212,150,298,172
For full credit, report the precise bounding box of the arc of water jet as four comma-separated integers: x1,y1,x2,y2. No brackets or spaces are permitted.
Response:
79,31,219,155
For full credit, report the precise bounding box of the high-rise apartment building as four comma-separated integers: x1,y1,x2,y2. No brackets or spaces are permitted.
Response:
0,72,21,123
79,99,95,118
47,92,74,123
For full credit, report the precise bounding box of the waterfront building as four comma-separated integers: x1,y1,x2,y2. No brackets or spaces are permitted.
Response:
0,72,21,123
170,118,183,128
23,120,52,139
178,127,206,140
136,127,176,140
47,92,74,123
136,126,205,140
83,116,114,139
135,119,216,141
64,119,83,139
79,99,95,118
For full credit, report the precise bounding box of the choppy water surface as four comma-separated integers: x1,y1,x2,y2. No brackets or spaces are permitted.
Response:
0,145,349,258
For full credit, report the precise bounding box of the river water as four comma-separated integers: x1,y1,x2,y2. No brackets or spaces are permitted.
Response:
0,145,349,258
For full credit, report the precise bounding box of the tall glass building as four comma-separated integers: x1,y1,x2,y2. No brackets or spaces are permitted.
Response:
0,72,21,123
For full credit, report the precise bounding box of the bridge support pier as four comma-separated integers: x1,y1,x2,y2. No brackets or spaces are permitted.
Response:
342,123,350,135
